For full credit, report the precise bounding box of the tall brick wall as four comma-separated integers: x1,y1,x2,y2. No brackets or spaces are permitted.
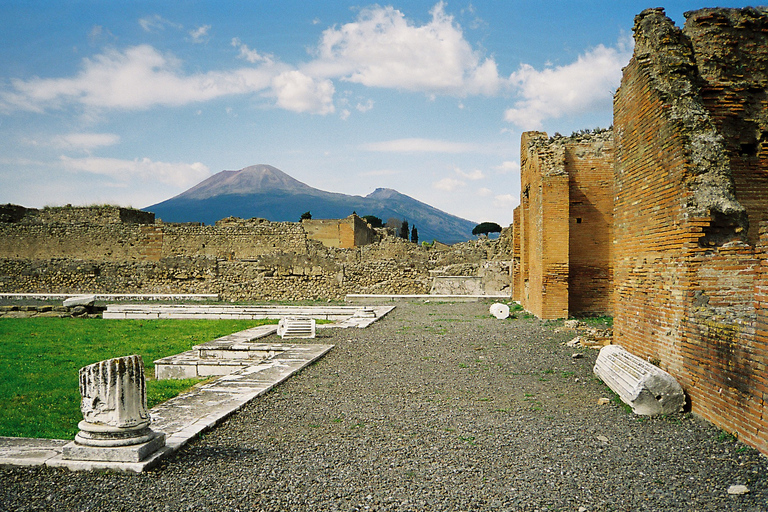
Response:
516,131,613,319
518,131,569,319
613,7,768,455
566,133,614,315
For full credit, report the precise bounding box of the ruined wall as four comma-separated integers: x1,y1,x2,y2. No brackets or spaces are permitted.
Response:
613,7,767,455
517,130,613,319
0,205,511,301
301,214,377,249
566,131,614,315
685,8,768,245
518,132,569,319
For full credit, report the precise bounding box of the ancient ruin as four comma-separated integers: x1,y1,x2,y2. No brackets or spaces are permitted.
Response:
0,205,513,301
611,6,768,456
512,130,614,319
516,6,768,455
62,355,165,463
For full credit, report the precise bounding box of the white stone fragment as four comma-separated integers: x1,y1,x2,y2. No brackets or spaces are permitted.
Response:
594,345,685,416
277,316,316,339
63,355,165,462
63,295,96,307
489,303,510,319
727,484,749,495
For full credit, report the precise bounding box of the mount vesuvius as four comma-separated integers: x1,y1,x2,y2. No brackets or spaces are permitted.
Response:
145,165,479,244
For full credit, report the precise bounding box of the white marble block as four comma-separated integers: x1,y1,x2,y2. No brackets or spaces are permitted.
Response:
594,345,685,416
63,355,165,462
489,303,510,319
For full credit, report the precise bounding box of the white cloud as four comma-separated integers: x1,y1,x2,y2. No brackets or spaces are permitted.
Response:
59,155,210,187
362,138,481,153
433,177,464,191
271,70,335,115
504,41,632,129
139,15,181,33
477,187,492,197
52,132,120,150
494,160,520,174
231,38,274,64
455,167,484,180
356,99,374,113
189,25,211,43
493,193,516,208
0,45,283,112
310,1,501,96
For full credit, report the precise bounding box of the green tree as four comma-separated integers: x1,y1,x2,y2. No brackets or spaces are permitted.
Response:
399,220,409,239
300,211,312,221
472,222,502,236
362,215,383,228
410,225,418,244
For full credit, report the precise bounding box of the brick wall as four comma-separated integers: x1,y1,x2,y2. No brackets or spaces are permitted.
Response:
613,7,768,455
516,131,613,319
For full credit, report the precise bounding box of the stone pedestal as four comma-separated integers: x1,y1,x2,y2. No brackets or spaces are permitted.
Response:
62,355,165,462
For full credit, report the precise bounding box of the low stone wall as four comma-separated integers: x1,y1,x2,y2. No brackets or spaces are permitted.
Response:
0,204,513,301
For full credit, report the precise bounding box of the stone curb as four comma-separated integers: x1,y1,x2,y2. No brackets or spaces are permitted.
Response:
0,343,333,474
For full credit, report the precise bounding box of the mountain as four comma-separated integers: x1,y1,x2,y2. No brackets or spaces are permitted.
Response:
145,164,477,244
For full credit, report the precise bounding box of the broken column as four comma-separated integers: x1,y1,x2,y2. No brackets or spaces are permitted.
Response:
594,345,686,415
62,354,165,462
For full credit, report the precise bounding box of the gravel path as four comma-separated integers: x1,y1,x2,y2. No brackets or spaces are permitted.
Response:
2,301,767,511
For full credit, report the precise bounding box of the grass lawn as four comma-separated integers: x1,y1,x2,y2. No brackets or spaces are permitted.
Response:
0,317,275,440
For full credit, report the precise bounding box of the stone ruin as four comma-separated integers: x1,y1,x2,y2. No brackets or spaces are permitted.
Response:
62,355,165,463
0,205,513,301
516,7,768,455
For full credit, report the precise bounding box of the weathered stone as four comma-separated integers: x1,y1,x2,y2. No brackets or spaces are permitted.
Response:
277,317,316,339
63,355,165,463
594,345,685,415
63,295,96,307
727,484,749,495
489,303,510,319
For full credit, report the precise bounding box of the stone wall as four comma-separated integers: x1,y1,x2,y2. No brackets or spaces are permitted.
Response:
0,205,512,301
301,214,377,249
514,130,614,319
613,7,768,455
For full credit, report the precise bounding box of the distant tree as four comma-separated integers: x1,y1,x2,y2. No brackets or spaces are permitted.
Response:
399,220,409,239
472,221,502,237
385,217,402,230
362,215,383,228
300,211,312,221
410,225,418,244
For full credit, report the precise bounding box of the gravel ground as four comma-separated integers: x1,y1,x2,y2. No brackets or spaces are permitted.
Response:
2,301,767,511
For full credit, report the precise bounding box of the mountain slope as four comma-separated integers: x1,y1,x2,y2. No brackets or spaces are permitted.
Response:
146,165,477,244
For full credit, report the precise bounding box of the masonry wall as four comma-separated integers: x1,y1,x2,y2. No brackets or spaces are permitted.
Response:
517,131,613,319
566,133,614,315
518,131,569,319
301,214,377,249
0,205,512,301
613,7,767,455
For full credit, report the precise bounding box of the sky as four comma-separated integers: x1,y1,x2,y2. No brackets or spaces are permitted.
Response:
0,1,756,226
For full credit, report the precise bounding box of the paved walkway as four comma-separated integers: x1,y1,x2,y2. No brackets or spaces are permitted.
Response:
0,304,395,473
0,342,332,473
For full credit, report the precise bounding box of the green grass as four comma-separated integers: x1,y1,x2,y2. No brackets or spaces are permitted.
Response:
0,317,275,439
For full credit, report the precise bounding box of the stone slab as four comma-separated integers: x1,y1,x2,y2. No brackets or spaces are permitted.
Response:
0,437,69,467
63,295,97,307
61,431,166,462
346,294,511,303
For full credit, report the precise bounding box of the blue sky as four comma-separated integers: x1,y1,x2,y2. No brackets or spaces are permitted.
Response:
0,1,754,225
